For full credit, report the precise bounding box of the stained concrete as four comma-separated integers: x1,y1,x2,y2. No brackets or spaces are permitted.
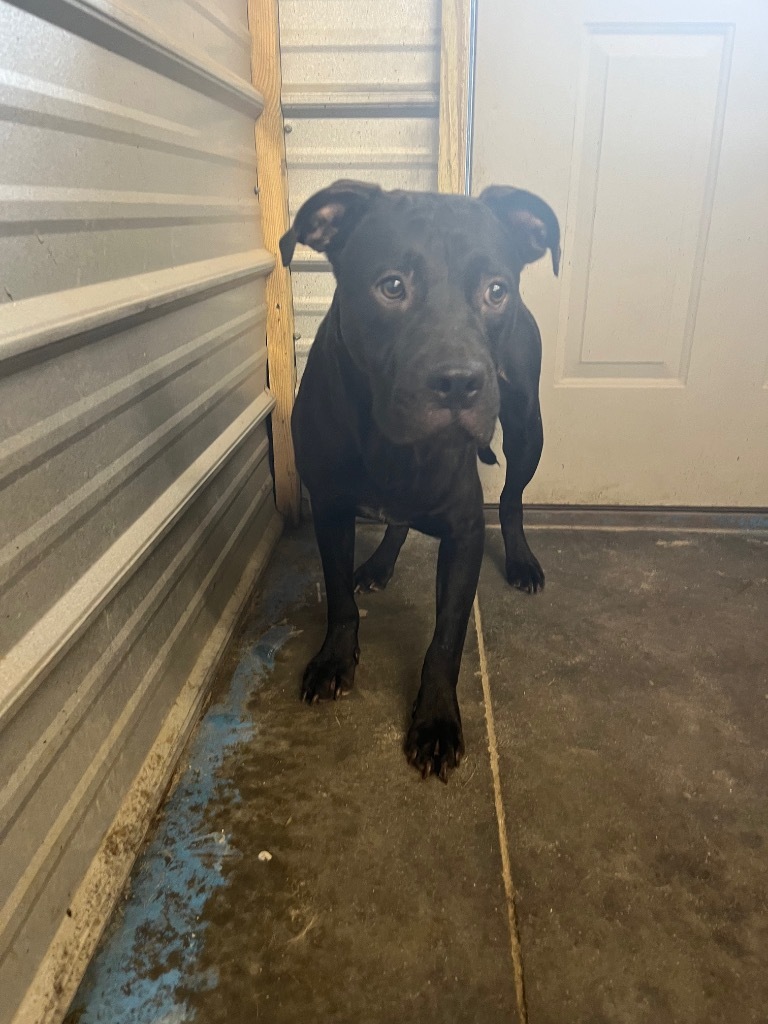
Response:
67,523,768,1024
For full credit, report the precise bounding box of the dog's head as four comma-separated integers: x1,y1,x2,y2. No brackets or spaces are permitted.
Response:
280,181,560,447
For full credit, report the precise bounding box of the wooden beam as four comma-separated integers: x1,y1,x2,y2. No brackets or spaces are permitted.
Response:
248,0,301,524
438,0,473,195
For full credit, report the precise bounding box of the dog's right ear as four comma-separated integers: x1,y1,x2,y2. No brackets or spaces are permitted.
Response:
279,180,383,266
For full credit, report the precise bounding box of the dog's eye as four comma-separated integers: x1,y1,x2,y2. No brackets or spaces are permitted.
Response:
377,275,406,301
484,281,509,308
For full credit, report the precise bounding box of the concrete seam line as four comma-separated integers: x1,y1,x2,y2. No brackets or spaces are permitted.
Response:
473,594,527,1024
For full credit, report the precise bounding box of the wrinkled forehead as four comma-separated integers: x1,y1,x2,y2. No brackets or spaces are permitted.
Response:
337,192,513,280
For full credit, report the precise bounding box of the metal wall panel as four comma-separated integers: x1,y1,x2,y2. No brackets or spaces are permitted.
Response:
0,2,279,1020
278,0,441,377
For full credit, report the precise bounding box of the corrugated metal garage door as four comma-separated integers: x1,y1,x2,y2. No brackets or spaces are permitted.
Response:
277,0,441,378
0,2,280,1019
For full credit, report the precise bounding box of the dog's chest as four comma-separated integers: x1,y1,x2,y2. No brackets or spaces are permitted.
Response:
354,480,429,525
355,503,405,525
354,437,477,525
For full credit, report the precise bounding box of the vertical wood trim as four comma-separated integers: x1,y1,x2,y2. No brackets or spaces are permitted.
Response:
438,0,473,194
248,0,301,524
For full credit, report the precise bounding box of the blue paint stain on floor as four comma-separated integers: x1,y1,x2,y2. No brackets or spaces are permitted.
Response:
66,621,300,1024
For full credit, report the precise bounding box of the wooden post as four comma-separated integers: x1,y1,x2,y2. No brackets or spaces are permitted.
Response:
248,0,301,524
438,0,474,195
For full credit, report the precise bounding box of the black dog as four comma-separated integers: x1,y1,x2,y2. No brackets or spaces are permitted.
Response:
280,181,560,781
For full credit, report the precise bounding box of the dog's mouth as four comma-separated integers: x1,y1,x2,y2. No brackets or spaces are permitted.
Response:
421,405,495,443
375,388,498,447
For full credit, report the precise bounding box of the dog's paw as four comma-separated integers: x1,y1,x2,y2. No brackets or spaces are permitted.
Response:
301,645,359,703
506,553,545,594
353,557,394,593
405,713,464,783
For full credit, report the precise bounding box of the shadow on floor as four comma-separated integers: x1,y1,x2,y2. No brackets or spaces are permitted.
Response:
67,523,768,1024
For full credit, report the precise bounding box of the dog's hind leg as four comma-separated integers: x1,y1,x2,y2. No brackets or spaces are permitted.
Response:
354,524,409,593
499,380,545,593
302,502,360,702
497,301,546,594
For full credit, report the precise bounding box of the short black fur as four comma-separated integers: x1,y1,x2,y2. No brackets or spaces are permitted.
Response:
281,181,560,781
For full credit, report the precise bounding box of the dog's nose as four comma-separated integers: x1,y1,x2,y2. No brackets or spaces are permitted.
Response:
426,363,485,409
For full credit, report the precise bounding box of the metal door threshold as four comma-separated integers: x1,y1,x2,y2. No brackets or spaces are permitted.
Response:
484,505,768,533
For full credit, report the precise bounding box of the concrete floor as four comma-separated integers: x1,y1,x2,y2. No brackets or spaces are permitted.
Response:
67,522,768,1024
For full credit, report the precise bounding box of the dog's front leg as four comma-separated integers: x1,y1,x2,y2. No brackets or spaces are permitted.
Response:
405,517,484,781
303,502,360,702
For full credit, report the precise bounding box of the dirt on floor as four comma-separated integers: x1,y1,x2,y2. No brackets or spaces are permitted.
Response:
67,523,768,1024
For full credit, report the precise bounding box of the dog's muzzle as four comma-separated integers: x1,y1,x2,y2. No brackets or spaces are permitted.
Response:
426,361,486,412
378,356,498,446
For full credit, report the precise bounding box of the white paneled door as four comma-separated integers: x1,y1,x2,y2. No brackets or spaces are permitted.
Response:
473,1,768,506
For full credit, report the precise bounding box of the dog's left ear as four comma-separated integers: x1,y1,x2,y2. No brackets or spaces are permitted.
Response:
279,179,383,266
479,186,561,276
